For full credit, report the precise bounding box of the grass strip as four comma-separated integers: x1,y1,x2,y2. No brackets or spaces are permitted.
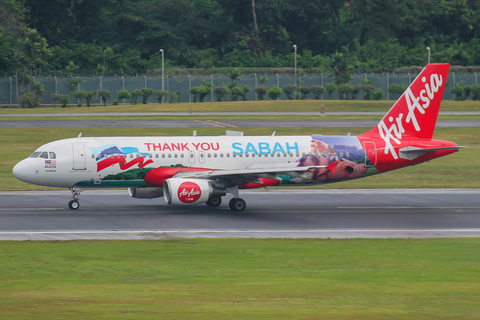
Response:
0,238,479,319
2,100,480,114
1,115,480,121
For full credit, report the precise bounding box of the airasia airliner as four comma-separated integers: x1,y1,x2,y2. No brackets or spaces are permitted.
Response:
13,63,463,211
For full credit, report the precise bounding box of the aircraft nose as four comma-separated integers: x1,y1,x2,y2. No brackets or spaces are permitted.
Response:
13,159,31,182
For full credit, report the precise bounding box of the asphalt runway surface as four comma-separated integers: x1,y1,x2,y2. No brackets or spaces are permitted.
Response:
1,120,479,128
1,189,479,240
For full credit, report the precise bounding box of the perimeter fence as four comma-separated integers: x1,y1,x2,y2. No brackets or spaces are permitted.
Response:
0,72,477,105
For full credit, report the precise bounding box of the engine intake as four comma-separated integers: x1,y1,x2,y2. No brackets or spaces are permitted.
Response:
128,187,163,199
163,178,226,206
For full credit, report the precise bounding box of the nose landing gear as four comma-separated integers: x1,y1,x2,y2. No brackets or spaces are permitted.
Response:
68,186,81,210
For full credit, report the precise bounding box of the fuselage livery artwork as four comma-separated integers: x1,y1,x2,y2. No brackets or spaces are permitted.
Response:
13,63,463,211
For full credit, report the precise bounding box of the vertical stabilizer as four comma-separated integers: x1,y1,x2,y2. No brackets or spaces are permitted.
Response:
370,63,450,140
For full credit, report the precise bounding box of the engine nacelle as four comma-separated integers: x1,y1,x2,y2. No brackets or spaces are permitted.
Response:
163,178,226,206
128,187,164,199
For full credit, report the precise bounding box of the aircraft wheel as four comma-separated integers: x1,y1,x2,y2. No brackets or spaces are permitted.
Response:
68,200,80,210
229,198,246,212
206,196,222,207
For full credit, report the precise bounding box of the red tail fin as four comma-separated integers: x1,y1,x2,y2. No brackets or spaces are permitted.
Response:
359,63,450,160
372,63,450,140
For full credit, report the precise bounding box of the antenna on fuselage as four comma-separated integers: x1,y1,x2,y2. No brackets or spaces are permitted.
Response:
271,131,276,136
77,132,82,138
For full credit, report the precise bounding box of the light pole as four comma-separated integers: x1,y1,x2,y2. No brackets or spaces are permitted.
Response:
427,47,430,64
293,45,297,86
160,49,164,102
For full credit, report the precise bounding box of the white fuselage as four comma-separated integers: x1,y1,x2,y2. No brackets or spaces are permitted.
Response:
13,135,314,188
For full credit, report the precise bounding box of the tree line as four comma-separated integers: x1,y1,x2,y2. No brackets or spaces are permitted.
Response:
3,0,480,76
3,0,480,107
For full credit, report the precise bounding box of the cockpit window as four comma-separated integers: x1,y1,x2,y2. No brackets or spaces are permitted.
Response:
39,152,49,159
30,151,41,158
49,152,56,159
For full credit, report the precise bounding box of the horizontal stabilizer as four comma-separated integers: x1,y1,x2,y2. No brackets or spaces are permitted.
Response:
399,146,467,160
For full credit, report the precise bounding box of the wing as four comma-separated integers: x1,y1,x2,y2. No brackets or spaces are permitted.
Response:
173,162,336,185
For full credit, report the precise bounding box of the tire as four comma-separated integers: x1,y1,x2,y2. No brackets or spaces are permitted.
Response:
229,198,246,212
68,200,80,210
206,196,222,207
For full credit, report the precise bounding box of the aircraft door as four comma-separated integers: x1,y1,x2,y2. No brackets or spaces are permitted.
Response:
72,144,86,170
199,151,205,164
363,141,377,166
189,150,195,164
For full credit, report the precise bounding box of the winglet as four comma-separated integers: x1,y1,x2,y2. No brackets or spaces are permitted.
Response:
326,161,340,174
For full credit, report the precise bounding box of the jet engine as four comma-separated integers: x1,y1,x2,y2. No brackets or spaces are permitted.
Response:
128,187,164,199
163,178,226,206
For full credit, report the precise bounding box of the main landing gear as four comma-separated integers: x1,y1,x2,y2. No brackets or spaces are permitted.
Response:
206,196,222,207
205,195,246,212
68,186,81,210
229,198,246,212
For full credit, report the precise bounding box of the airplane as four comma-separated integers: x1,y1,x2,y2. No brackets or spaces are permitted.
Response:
13,63,464,212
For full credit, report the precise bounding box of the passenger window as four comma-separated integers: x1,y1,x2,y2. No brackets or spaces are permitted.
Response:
181,153,184,158
174,154,178,158
168,154,171,158
220,153,224,158
226,153,230,157
130,154,133,159
155,154,159,158
245,153,249,157
208,153,211,158
49,152,56,159
30,152,41,158
39,152,48,159
162,154,165,158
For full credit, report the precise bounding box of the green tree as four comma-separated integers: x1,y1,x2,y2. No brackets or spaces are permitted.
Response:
140,88,154,104
299,86,310,100
73,90,87,106
283,84,297,100
325,83,337,99
99,89,112,106
154,90,168,103
309,85,325,100
373,88,384,100
214,86,229,101
118,89,131,102
267,86,282,100
254,86,267,100
130,89,142,104
52,93,69,108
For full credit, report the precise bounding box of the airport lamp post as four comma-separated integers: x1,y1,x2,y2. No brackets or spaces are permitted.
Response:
160,49,164,103
293,45,297,86
427,47,430,64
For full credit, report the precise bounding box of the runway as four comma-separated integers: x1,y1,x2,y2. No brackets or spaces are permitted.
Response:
1,120,479,128
1,189,479,240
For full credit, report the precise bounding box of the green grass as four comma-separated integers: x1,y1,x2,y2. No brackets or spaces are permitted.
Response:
2,100,480,114
2,127,479,191
1,114,480,121
0,238,479,319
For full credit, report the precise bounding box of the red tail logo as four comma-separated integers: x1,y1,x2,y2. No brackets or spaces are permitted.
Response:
361,63,450,160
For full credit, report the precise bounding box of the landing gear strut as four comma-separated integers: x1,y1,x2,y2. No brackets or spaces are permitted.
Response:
68,186,81,210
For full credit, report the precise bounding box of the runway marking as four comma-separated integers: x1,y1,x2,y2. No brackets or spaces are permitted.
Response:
206,120,237,128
